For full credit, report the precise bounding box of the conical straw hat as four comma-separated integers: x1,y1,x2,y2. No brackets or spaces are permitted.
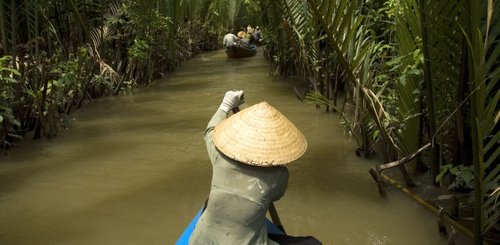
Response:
213,102,307,167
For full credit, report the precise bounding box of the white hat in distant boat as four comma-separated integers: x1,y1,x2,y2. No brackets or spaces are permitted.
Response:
213,102,307,167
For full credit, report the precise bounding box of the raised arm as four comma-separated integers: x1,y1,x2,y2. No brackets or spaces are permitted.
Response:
204,91,245,161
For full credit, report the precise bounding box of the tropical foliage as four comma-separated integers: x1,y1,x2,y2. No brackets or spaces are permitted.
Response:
0,56,21,150
1,0,498,243
0,0,240,146
260,0,498,243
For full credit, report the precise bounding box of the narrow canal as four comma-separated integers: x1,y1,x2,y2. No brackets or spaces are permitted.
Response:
0,48,456,244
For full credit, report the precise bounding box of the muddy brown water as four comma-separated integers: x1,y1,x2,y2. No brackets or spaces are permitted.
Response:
0,48,469,244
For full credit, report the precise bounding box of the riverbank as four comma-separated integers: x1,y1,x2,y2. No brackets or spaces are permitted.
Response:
382,167,496,244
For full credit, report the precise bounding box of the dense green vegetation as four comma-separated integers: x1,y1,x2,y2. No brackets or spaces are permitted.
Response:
0,0,497,243
0,0,241,144
259,1,498,243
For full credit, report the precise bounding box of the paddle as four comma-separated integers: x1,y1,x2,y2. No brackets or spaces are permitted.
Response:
231,106,287,235
268,202,286,234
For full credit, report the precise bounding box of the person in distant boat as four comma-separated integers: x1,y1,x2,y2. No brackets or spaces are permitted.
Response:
247,25,254,35
237,27,246,38
239,36,256,50
189,91,322,245
246,25,254,39
223,30,238,48
247,35,257,49
253,26,263,44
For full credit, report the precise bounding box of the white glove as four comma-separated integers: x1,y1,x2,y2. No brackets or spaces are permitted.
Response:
218,90,245,113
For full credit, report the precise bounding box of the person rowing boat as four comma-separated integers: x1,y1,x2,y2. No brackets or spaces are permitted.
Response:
189,91,321,245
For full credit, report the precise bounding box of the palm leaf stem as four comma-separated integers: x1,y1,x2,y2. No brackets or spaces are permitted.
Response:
462,0,487,242
9,0,17,67
419,0,440,181
67,0,89,42
0,0,7,53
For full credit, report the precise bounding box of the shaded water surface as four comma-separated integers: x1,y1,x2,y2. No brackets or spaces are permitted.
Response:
1,49,461,244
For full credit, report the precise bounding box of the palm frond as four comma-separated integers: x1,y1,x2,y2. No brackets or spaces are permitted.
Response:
389,0,423,165
462,0,500,241
307,0,401,156
480,0,500,236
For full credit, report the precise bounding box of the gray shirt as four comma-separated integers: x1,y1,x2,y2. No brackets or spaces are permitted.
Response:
189,109,288,245
223,33,238,48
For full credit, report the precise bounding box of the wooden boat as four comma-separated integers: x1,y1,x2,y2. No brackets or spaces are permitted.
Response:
175,205,284,244
226,44,257,58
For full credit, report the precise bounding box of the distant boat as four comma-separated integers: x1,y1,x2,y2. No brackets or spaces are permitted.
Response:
226,44,257,58
175,205,284,245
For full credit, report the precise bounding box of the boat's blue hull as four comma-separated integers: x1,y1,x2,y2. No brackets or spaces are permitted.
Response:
175,207,284,244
